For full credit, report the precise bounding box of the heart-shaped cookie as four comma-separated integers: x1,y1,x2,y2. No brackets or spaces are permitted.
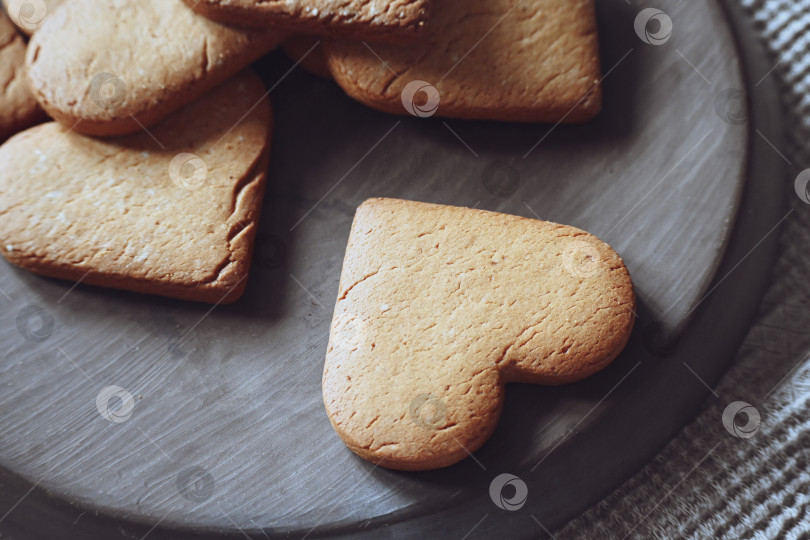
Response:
325,0,601,122
0,70,272,304
26,0,285,136
323,198,635,470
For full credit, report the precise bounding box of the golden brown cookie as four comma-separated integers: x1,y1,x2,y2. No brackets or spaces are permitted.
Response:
0,8,45,141
325,0,602,122
282,34,330,79
182,0,430,43
0,70,272,304
2,0,63,35
26,0,285,136
323,199,635,470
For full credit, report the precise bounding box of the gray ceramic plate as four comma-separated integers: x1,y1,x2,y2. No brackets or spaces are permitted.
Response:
0,0,786,538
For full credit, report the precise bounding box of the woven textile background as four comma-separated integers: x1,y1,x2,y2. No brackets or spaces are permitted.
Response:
555,0,810,537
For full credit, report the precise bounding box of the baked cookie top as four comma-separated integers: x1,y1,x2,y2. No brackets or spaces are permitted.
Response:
323,198,635,470
0,8,45,141
325,0,602,122
25,0,284,136
183,0,431,42
0,70,272,304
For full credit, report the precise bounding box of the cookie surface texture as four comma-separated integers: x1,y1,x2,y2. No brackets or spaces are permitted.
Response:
0,70,272,304
325,0,602,122
182,0,430,42
322,198,635,470
0,8,45,141
26,0,285,136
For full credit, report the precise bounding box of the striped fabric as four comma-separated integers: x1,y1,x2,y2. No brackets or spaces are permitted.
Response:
555,1,810,538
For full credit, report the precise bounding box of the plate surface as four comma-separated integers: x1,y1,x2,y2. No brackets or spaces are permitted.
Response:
0,0,784,538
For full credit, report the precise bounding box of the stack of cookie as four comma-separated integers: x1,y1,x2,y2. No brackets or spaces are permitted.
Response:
0,0,604,303
0,0,633,470
0,0,282,302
